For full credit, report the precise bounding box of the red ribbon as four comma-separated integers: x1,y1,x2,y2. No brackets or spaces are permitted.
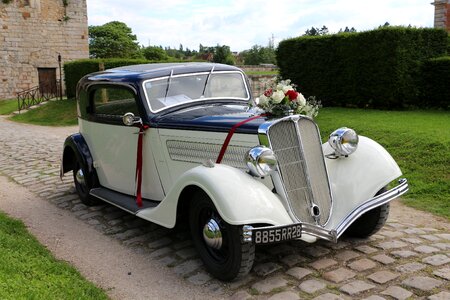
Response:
135,124,149,207
216,114,266,164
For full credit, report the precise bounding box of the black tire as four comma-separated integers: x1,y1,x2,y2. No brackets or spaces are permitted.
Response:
73,160,100,206
189,191,255,281
345,187,390,238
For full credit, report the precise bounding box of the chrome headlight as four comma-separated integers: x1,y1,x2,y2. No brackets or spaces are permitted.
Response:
245,146,277,177
328,127,359,156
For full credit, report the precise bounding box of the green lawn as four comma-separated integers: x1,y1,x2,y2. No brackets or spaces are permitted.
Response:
316,108,450,219
0,212,108,299
0,99,18,115
10,99,78,126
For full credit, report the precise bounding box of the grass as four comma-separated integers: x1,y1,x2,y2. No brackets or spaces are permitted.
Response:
0,211,109,299
10,99,77,126
315,108,450,219
0,99,18,115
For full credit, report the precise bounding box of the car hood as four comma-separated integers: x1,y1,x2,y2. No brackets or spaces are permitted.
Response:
153,104,268,134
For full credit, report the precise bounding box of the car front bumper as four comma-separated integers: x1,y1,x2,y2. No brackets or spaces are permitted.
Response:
243,178,409,244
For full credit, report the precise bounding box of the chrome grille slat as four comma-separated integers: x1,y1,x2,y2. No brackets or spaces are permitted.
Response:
267,117,332,226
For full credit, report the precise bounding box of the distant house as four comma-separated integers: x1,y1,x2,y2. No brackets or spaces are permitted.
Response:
0,0,89,99
432,0,450,32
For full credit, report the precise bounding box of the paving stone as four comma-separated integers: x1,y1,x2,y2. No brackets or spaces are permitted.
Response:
420,235,441,242
391,250,418,258
404,227,427,234
323,241,350,250
367,270,399,284
113,228,142,241
279,254,308,267
395,262,427,273
175,247,198,259
266,244,295,256
414,245,440,254
186,271,211,285
173,259,203,277
148,237,172,249
339,280,375,295
251,276,288,294
435,233,450,240
355,245,378,254
230,291,252,300
286,267,312,280
268,291,300,300
402,276,443,291
380,230,404,238
312,293,345,300
253,262,282,277
172,239,192,250
376,240,408,250
381,286,413,300
299,279,326,294
158,255,177,266
432,242,450,250
348,258,377,271
423,254,450,266
149,247,172,258
302,245,330,258
428,291,450,300
323,267,356,283
363,296,386,300
433,267,450,280
310,258,337,270
335,250,360,261
228,275,255,290
372,254,395,265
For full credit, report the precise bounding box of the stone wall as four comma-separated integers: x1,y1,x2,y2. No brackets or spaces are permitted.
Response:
432,0,450,32
0,0,88,99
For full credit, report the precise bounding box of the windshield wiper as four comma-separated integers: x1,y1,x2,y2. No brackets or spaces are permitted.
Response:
164,69,174,102
201,65,215,97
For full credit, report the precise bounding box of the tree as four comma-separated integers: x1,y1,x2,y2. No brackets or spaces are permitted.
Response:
141,46,168,61
89,21,142,58
241,44,276,65
303,25,329,36
338,26,357,34
213,44,235,65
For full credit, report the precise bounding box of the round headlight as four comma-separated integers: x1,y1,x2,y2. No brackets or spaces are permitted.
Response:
328,127,359,156
245,146,277,177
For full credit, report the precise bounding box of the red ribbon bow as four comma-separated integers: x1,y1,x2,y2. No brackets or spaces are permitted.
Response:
135,124,149,207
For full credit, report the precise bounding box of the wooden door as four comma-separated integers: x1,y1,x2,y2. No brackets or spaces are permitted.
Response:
38,68,57,95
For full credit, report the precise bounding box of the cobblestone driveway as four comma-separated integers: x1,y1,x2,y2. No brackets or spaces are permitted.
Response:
0,116,448,299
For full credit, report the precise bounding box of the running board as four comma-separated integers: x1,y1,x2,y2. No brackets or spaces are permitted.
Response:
90,187,159,214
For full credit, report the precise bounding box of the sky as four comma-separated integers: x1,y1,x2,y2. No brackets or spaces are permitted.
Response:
87,0,435,52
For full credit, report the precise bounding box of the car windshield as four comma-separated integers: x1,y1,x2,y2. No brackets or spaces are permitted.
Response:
143,71,249,112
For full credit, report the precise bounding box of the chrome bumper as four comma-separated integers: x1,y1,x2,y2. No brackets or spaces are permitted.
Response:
243,178,409,244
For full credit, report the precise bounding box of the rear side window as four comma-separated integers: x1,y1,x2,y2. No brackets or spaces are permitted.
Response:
93,86,139,117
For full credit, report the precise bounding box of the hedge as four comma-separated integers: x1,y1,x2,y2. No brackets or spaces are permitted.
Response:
64,58,156,98
420,56,450,109
277,27,448,109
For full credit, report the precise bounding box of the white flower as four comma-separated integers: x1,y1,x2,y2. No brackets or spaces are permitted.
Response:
271,90,285,103
297,93,306,106
258,95,269,106
282,85,294,93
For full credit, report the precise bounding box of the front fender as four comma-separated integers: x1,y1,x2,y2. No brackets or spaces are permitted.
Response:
323,136,402,229
60,133,96,183
136,164,293,228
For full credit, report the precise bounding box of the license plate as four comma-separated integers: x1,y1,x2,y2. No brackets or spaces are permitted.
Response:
252,224,302,245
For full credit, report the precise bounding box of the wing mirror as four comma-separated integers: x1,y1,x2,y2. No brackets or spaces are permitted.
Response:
122,112,142,126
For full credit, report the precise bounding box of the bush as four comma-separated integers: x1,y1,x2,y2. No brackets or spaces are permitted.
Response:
421,56,450,109
277,27,448,109
64,58,152,98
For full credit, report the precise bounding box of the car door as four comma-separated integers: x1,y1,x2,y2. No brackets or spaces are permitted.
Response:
80,84,165,201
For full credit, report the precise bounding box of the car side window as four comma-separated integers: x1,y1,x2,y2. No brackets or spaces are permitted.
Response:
92,86,140,120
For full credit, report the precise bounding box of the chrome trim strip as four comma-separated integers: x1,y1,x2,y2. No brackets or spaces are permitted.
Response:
142,70,251,113
242,178,409,244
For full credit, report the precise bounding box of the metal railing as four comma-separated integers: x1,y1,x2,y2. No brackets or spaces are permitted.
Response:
17,80,62,113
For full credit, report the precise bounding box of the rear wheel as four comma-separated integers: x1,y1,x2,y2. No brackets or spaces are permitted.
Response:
345,187,389,238
73,160,100,206
189,191,255,281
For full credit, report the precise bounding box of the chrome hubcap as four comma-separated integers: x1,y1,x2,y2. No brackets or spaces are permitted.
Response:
203,218,222,249
75,168,85,186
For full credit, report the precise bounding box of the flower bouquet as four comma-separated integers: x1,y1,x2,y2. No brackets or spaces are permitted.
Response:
251,78,321,118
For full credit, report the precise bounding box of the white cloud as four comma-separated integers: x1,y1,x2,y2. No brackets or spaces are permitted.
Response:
87,0,435,52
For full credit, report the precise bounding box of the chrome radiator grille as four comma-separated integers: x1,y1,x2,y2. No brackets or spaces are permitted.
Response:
267,117,332,225
166,140,248,169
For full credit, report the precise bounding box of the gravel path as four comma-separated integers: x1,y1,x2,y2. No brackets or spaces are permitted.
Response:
0,115,448,299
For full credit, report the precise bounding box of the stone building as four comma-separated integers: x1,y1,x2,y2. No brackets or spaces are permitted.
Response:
0,0,88,99
432,0,450,32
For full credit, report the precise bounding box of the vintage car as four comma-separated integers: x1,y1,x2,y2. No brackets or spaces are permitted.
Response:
60,63,408,281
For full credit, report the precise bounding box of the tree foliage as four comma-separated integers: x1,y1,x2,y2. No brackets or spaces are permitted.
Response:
89,21,142,59
141,46,168,61
303,26,329,36
241,45,276,65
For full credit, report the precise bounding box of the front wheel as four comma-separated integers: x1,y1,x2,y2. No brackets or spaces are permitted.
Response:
345,187,390,238
189,191,255,281
73,160,100,206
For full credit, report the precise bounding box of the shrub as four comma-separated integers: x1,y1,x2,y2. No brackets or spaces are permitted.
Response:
420,56,450,109
277,27,448,109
